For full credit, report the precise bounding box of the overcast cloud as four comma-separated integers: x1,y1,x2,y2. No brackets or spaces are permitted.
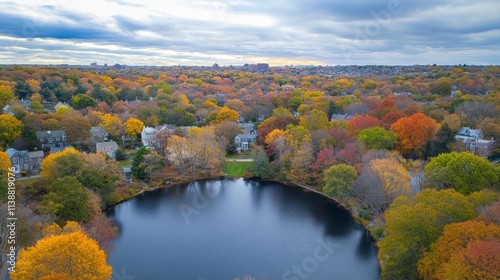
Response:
0,0,499,66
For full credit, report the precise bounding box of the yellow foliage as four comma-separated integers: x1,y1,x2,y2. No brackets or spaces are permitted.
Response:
99,114,123,139
125,117,144,138
40,148,81,178
265,129,286,146
215,107,239,123
0,150,11,174
202,99,218,109
41,221,82,238
11,231,112,280
370,158,411,201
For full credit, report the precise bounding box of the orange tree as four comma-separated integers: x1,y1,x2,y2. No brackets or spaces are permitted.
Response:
390,112,437,157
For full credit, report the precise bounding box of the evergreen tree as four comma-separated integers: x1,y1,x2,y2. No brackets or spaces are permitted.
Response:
131,147,150,179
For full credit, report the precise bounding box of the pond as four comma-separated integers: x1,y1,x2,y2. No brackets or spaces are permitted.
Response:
107,179,380,279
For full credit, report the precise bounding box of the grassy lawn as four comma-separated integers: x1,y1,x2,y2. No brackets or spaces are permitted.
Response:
224,161,253,177
118,160,131,167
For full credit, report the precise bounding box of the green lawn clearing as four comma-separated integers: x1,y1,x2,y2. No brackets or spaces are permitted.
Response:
224,161,253,177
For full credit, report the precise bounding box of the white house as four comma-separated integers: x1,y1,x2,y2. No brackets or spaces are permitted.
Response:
235,133,258,152
96,141,119,158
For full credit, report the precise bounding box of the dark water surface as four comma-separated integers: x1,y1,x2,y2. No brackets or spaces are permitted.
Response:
107,179,380,280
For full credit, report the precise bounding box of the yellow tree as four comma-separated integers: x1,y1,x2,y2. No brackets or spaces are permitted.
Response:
370,158,411,204
0,150,10,174
40,148,81,178
11,231,112,280
0,84,14,108
125,117,144,138
99,113,123,139
299,109,330,131
0,114,23,147
215,106,239,123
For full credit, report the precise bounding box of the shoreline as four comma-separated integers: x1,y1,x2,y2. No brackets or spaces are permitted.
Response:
108,175,379,241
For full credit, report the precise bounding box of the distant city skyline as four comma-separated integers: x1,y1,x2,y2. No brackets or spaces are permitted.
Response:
0,0,499,66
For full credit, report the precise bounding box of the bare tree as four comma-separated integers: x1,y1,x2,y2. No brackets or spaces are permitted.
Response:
456,101,495,127
150,129,171,158
352,166,386,218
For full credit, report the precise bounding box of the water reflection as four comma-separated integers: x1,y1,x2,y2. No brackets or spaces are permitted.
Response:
108,179,380,279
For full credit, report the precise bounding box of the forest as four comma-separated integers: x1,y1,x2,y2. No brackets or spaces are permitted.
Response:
0,64,499,279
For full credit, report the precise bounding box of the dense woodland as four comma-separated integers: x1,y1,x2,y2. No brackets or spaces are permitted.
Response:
0,64,500,279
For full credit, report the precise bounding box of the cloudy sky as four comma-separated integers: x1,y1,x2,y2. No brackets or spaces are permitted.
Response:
0,0,499,66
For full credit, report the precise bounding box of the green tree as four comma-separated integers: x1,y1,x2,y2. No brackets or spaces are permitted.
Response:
356,126,396,150
379,189,475,280
41,176,89,222
322,164,357,202
425,152,499,194
71,94,97,109
248,146,273,179
131,147,150,179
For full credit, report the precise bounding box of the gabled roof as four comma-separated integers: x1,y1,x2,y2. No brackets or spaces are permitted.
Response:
28,151,44,158
36,130,66,138
96,141,118,148
236,133,258,140
91,126,108,134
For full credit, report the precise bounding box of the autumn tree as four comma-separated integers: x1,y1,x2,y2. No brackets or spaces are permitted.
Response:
141,151,165,179
215,106,239,123
299,109,329,131
418,220,500,280
0,150,10,175
214,121,243,153
167,135,189,174
379,189,475,280
0,84,14,108
125,117,144,138
356,126,396,150
370,158,412,204
391,113,437,156
352,165,386,216
60,111,91,144
425,152,499,194
323,164,357,202
11,231,112,280
0,114,23,147
40,148,82,179
287,142,315,185
98,113,123,139
430,77,453,95
149,129,171,157
348,115,379,134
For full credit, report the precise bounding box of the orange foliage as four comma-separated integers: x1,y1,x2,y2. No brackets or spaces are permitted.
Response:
418,220,500,280
391,113,438,155
348,115,379,134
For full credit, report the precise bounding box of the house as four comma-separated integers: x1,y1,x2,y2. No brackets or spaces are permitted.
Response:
468,138,496,158
141,125,176,147
455,127,484,143
282,84,296,92
90,126,109,143
36,130,68,150
96,141,119,159
455,127,496,158
238,122,255,134
235,133,258,152
6,148,30,175
2,105,14,115
331,114,354,121
54,101,71,111
28,151,44,173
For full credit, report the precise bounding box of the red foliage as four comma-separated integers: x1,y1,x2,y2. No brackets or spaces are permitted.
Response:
348,115,379,134
380,111,406,130
256,116,299,145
